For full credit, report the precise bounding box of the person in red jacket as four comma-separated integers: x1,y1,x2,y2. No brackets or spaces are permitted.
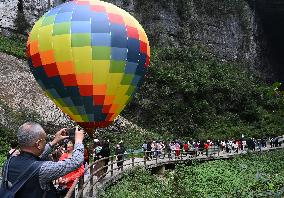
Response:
58,140,84,198
204,142,209,157
175,142,181,158
183,142,189,155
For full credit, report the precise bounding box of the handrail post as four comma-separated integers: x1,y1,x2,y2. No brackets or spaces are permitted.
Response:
65,178,79,198
110,156,114,176
132,152,135,167
156,151,158,164
144,151,147,167
77,175,84,198
166,150,169,160
89,163,94,197
121,154,124,171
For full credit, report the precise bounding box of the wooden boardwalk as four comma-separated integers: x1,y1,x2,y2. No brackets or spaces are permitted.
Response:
73,145,284,198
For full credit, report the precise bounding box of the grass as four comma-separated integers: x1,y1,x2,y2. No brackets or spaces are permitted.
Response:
101,149,284,198
0,34,27,59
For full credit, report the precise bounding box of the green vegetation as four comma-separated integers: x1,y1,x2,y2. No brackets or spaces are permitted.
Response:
0,124,15,166
0,34,26,59
101,150,284,198
123,46,284,140
98,127,160,151
0,100,47,166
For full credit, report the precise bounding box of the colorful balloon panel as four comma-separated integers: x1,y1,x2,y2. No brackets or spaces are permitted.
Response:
27,0,150,129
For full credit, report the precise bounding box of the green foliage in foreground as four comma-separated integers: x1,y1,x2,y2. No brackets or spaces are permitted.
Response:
98,124,175,150
0,35,26,59
123,46,284,140
101,150,284,198
0,100,48,167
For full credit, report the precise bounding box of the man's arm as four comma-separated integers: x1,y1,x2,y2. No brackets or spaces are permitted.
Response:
38,143,84,191
40,128,68,160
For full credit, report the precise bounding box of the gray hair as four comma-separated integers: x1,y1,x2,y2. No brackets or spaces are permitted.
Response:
17,122,45,147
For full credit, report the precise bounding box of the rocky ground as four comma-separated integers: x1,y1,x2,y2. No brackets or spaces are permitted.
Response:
0,52,71,128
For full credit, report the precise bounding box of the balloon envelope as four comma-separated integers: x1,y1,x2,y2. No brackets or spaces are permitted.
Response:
27,0,150,130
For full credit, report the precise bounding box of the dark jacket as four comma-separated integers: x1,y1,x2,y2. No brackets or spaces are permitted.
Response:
7,152,57,198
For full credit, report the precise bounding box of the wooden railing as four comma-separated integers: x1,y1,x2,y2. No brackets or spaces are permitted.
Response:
76,152,144,197
65,145,284,198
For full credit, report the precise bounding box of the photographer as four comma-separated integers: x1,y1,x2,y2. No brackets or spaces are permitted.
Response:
0,122,84,198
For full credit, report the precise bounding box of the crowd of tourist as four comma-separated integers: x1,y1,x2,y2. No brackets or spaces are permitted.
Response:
48,137,126,180
141,136,283,159
1,121,283,198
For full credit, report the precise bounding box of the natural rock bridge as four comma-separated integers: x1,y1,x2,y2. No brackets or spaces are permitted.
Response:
66,144,284,198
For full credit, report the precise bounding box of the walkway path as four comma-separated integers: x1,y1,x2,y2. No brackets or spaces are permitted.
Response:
77,145,284,198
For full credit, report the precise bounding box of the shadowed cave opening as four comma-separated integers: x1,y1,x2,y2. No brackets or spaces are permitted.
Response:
255,0,284,88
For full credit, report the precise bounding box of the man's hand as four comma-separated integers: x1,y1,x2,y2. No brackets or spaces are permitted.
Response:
50,128,69,146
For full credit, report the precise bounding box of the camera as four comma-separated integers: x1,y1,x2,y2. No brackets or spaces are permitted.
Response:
66,128,76,141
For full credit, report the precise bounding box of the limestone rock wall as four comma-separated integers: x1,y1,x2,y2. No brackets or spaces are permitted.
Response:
0,0,273,131
0,0,18,31
0,0,62,34
0,0,266,72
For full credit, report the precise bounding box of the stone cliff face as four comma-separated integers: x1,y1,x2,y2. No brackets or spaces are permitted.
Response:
0,0,271,78
0,0,277,131
0,0,49,34
132,0,272,79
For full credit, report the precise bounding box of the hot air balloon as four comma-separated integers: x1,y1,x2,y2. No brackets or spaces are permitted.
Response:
26,0,150,134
